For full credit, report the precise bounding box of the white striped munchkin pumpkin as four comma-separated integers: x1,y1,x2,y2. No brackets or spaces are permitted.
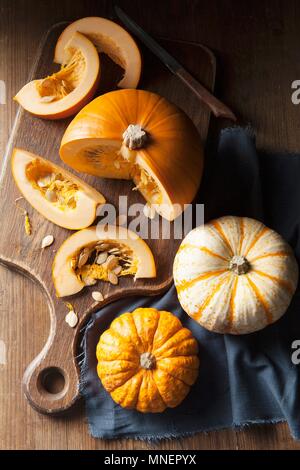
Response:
173,216,298,334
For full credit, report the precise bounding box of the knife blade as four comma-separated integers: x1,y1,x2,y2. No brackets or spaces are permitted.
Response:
115,5,236,121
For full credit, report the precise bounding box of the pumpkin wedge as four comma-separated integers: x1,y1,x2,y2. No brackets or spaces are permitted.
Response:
60,89,203,221
12,148,105,230
14,32,100,119
52,225,156,297
54,16,141,89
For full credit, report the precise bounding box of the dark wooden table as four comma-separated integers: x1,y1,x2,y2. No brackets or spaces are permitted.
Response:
1,0,300,450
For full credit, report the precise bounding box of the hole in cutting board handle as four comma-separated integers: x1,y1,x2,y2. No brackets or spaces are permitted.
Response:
37,367,68,399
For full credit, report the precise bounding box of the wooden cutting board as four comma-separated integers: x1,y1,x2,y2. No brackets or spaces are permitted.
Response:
0,22,215,414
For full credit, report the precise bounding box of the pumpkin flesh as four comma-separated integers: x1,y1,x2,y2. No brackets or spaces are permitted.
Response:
14,32,100,119
173,216,299,334
52,225,156,297
96,308,199,413
54,16,141,89
11,148,105,230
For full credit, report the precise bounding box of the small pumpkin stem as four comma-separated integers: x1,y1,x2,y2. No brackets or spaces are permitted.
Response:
229,255,250,275
140,352,156,370
123,124,147,150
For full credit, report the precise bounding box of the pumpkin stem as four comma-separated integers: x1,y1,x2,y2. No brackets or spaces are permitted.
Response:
140,352,156,370
229,255,250,275
123,124,147,150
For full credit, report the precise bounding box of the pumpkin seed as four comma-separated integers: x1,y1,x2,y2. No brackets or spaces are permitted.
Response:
108,271,119,285
113,265,122,275
37,175,52,187
108,247,121,254
65,310,78,328
67,196,76,207
70,257,77,270
105,255,119,270
45,189,57,202
92,291,104,302
78,249,90,268
84,277,97,286
96,252,108,265
143,203,156,219
114,161,121,169
40,95,55,103
41,234,54,249
45,173,56,186
97,243,110,251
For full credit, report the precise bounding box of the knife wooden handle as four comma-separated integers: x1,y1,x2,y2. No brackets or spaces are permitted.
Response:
176,67,236,121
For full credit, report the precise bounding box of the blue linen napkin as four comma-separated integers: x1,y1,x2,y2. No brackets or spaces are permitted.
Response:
80,127,300,440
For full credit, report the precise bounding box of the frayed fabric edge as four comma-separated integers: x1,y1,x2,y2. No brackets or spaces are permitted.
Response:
87,417,299,442
220,124,256,141
220,126,300,159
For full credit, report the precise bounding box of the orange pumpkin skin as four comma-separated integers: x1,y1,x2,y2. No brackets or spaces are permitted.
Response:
96,308,199,413
60,89,203,221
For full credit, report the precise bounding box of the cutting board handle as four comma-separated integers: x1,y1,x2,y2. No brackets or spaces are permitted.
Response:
22,298,80,414
20,287,168,414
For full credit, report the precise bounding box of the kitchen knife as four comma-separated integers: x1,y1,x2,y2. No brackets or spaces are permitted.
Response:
115,5,236,121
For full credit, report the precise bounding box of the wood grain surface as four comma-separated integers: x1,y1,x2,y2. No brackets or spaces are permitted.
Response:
1,0,300,450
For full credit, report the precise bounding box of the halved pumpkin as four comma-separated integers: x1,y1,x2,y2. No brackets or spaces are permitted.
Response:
14,32,100,119
52,225,156,297
11,148,105,230
54,16,141,89
60,89,203,221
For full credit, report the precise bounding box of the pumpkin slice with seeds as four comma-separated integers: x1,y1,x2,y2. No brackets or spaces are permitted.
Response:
52,225,156,297
11,148,105,230
14,32,100,119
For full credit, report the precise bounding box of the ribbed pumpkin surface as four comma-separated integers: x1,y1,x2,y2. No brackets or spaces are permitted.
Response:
173,216,298,334
60,89,203,220
96,307,199,413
